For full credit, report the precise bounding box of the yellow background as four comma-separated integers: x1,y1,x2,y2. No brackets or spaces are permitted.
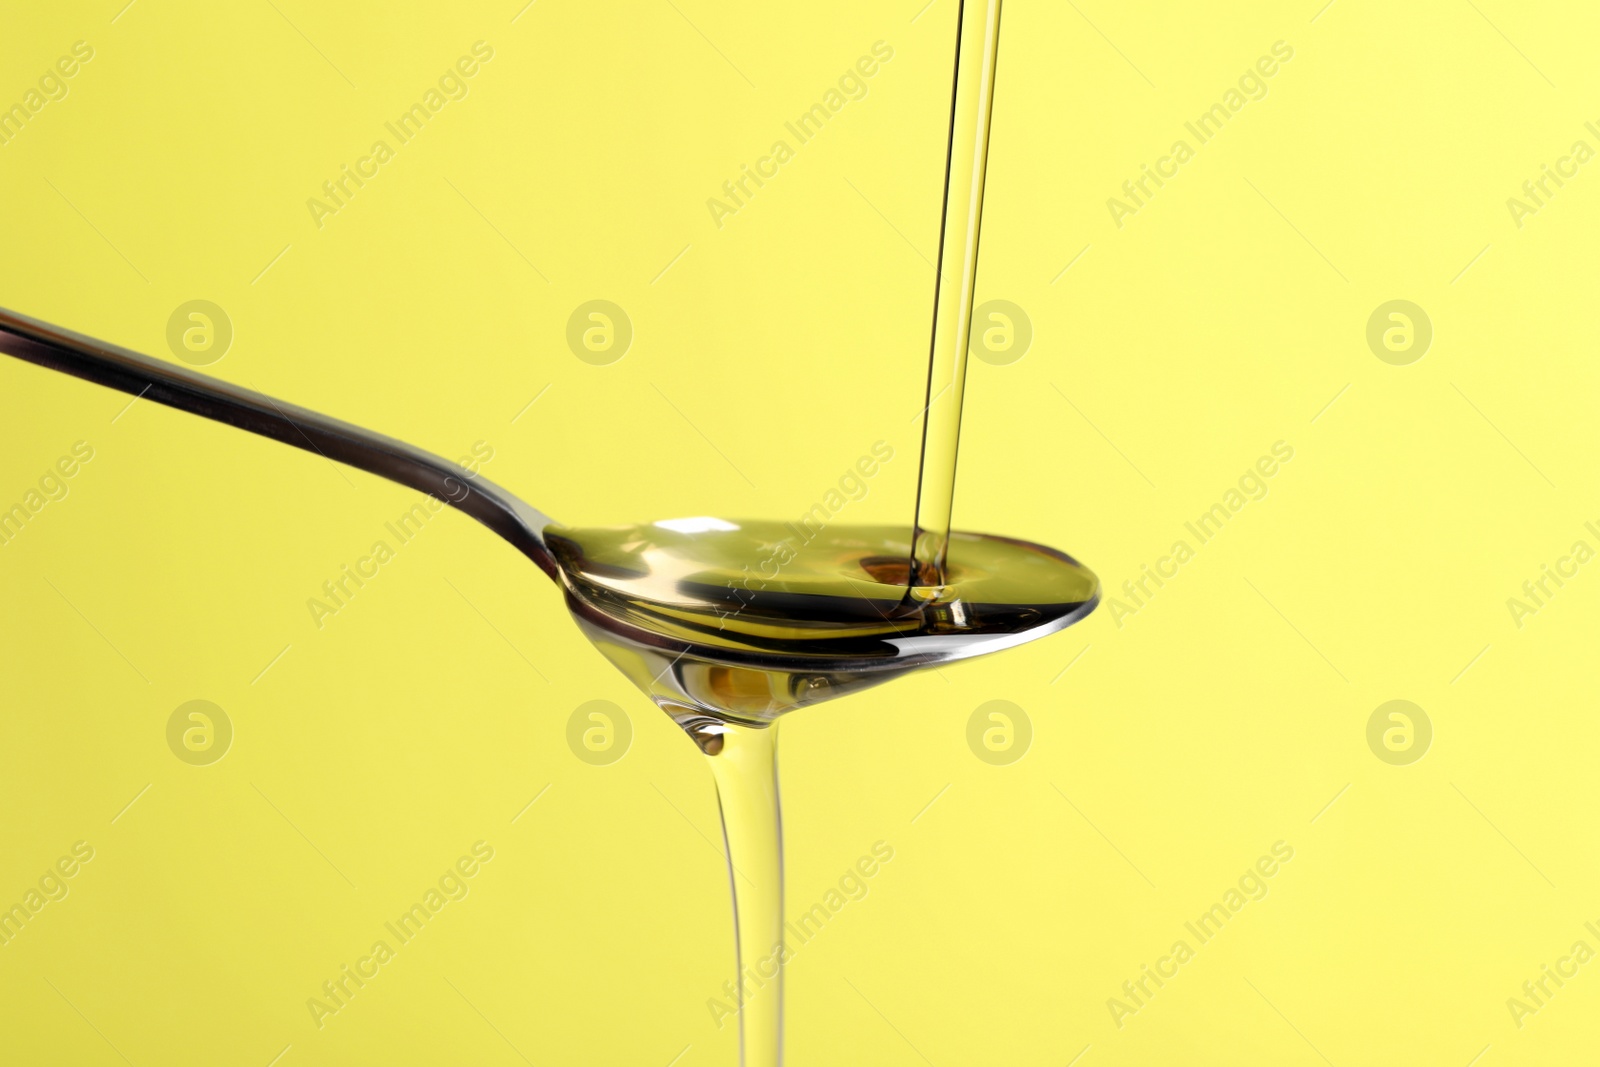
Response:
2,1,1596,1063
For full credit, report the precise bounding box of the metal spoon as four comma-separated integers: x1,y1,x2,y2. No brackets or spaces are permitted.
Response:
0,304,1097,712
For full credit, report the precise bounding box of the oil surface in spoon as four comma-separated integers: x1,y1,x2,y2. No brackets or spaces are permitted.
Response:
550,519,1098,727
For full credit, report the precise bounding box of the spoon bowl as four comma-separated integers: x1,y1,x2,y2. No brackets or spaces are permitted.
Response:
551,517,1097,726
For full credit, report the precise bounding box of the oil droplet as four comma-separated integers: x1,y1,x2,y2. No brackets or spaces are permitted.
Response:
685,718,727,756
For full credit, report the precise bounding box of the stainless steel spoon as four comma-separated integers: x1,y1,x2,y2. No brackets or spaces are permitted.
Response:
0,304,1097,717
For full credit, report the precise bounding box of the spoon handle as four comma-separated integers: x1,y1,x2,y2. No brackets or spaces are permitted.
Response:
0,305,559,579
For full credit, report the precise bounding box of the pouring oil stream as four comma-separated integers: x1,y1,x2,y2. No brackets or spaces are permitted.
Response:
909,0,1004,603
689,1,1007,1061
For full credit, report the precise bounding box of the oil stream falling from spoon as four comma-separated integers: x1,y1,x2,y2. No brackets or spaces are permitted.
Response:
693,2,1005,1062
